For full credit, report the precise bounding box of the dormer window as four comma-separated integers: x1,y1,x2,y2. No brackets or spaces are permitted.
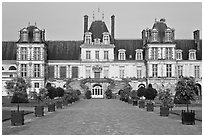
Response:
151,29,158,42
103,32,110,44
94,38,100,44
189,49,196,60
85,32,92,44
165,28,172,42
176,50,183,60
118,49,126,60
135,49,143,60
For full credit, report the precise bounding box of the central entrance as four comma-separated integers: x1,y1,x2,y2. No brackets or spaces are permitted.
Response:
92,84,103,98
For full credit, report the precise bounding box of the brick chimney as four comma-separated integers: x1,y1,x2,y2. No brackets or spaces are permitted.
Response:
193,30,200,50
142,29,147,46
84,15,88,33
111,15,115,40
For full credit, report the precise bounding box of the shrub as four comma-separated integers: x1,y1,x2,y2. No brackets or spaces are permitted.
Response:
137,86,146,97
158,88,173,107
145,84,157,100
46,86,56,104
56,87,65,98
85,90,92,99
130,90,139,100
105,88,112,99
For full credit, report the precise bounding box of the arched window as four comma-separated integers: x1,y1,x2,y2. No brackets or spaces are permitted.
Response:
2,67,4,70
9,66,17,70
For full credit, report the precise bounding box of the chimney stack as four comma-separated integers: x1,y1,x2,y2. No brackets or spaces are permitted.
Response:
142,29,147,46
111,15,115,40
84,15,88,33
193,30,200,50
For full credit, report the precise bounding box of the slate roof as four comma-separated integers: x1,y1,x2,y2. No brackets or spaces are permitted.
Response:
2,41,16,60
152,21,168,43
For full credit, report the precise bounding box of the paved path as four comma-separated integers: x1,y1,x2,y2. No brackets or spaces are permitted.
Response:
2,99,202,135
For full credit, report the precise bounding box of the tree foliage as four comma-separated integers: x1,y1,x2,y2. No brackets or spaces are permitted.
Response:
158,88,173,106
137,86,146,97
145,84,157,100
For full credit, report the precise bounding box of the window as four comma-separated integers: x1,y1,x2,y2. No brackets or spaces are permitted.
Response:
103,68,109,78
189,50,196,60
34,83,39,88
34,47,40,60
152,64,158,77
165,30,172,42
34,64,40,77
85,35,91,44
9,66,17,70
137,66,142,78
195,66,200,78
86,67,91,78
21,47,27,60
136,50,143,60
176,51,182,60
103,35,109,44
152,48,158,60
95,51,99,60
178,65,183,77
151,29,158,42
86,51,91,59
21,64,27,77
166,48,172,60
104,51,109,60
119,52,125,60
119,66,125,78
166,64,172,77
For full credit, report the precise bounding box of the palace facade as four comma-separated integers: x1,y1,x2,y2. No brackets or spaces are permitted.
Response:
2,12,202,98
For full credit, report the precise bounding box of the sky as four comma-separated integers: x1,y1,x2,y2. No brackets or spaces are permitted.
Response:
2,2,202,41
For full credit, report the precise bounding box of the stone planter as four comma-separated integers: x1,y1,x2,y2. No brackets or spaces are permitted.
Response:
133,100,138,106
160,106,169,116
34,106,44,117
11,110,24,126
48,104,55,112
146,103,154,111
182,110,195,125
139,100,145,108
56,101,63,109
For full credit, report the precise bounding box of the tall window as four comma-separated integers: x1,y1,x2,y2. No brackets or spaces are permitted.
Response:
119,52,125,60
165,31,171,42
166,64,172,77
34,64,40,77
166,48,172,60
104,67,109,78
21,64,27,77
152,31,158,42
85,35,91,44
86,51,91,59
189,51,196,60
21,47,27,60
136,52,142,60
195,66,200,78
103,35,109,44
119,66,125,78
34,47,40,60
152,64,158,77
104,51,109,60
178,65,183,77
95,51,99,60
85,67,91,78
34,83,39,88
152,47,158,60
137,66,142,78
176,51,182,60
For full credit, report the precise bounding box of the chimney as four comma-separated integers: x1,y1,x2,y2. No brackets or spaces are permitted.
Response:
41,29,45,41
111,15,115,40
193,30,200,50
142,29,146,46
84,15,88,33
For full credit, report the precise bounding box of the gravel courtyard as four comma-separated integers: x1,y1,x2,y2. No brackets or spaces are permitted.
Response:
2,99,202,135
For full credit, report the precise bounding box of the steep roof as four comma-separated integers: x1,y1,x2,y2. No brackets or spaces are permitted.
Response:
175,39,202,60
152,21,168,43
46,41,82,60
2,41,16,60
114,39,143,60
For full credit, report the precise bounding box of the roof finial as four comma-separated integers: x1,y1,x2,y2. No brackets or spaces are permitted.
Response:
93,11,95,20
102,11,104,20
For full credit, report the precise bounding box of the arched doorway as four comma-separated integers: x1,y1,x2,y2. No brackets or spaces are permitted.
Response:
195,83,202,96
92,84,103,98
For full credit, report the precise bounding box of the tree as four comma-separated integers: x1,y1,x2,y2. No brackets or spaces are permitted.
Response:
56,87,65,98
130,90,139,100
105,88,112,99
5,77,31,112
174,76,197,112
46,86,56,103
145,84,157,100
158,88,173,107
85,90,92,99
137,86,146,97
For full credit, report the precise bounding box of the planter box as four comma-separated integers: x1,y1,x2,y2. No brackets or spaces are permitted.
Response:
182,110,195,125
146,103,154,111
160,106,169,116
48,104,55,112
34,106,44,117
11,111,24,126
139,100,145,108
56,101,63,109
133,100,138,106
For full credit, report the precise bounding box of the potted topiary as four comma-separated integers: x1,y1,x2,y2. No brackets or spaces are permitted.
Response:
145,84,157,111
46,83,56,112
174,76,197,125
118,89,125,101
85,90,92,99
158,88,173,116
34,88,47,117
137,86,146,108
5,77,31,126
130,90,139,106
55,87,64,109
105,88,113,99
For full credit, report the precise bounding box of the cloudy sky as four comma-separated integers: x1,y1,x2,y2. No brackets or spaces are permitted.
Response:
2,2,202,41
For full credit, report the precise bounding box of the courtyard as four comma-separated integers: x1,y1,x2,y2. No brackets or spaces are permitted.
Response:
2,98,202,135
